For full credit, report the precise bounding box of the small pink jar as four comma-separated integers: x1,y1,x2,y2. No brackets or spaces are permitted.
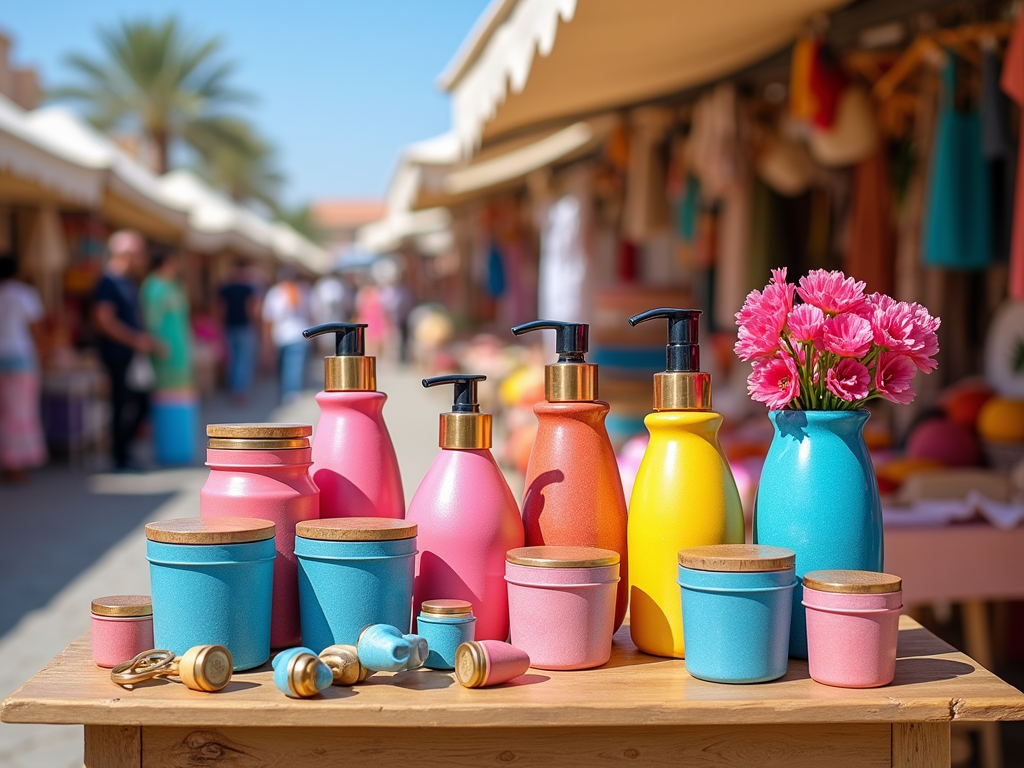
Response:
505,546,619,670
201,424,319,649
803,570,903,688
455,640,531,687
91,595,154,668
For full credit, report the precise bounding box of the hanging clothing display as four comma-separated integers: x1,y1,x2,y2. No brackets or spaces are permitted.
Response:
846,146,896,296
538,195,587,323
486,243,507,298
922,56,992,270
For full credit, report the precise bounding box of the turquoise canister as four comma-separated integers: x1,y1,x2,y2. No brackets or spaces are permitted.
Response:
677,545,796,684
753,410,883,658
416,600,477,670
146,517,275,671
296,517,417,653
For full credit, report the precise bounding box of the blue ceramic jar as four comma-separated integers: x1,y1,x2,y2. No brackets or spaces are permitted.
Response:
296,517,417,652
416,600,477,670
146,517,275,671
677,544,796,684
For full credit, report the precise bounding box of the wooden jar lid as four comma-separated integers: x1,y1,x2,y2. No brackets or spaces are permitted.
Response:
91,595,152,617
506,546,620,568
803,570,902,594
206,423,312,439
421,599,473,616
678,544,795,572
296,517,417,541
145,517,275,544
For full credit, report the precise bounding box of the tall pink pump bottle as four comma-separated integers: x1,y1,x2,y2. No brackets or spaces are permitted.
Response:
406,375,524,641
302,323,404,519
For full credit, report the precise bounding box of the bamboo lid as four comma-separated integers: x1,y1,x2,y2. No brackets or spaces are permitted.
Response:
206,423,312,439
145,517,275,544
678,544,795,572
421,599,473,616
803,570,902,594
506,546,620,568
296,517,417,541
91,595,152,617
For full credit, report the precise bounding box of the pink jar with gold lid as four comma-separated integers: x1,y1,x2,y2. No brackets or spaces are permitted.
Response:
91,595,154,668
200,423,319,648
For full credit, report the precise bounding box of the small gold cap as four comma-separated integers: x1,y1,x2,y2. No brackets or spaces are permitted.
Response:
802,570,902,594
545,363,597,402
439,413,491,450
455,641,488,688
506,546,620,568
678,544,795,572
421,599,473,616
287,652,327,698
91,595,152,617
653,371,712,411
319,645,371,685
325,356,376,391
177,645,233,692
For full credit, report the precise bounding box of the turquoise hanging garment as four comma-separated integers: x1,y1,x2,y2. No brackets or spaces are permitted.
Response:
922,56,992,269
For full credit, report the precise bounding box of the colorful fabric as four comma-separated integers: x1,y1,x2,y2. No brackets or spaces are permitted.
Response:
0,370,47,470
809,44,847,129
790,37,818,122
141,274,193,390
1002,14,1024,294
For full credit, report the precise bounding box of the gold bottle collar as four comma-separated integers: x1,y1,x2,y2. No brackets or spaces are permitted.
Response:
545,363,597,402
439,413,491,450
325,356,376,392
653,371,712,411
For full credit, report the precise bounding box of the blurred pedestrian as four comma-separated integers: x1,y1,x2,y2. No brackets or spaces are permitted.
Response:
141,250,193,392
217,259,258,401
0,255,47,482
310,269,355,354
262,267,311,404
380,279,414,364
93,230,160,471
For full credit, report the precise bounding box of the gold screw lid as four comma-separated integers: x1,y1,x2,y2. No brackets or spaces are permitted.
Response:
296,517,417,541
207,423,312,439
91,595,152,617
455,641,489,688
177,644,233,692
803,570,902,594
145,517,275,544
207,437,309,450
678,544,795,572
506,545,620,568
421,599,473,616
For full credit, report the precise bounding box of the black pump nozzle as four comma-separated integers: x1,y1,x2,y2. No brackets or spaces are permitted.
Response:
628,308,702,372
511,320,589,363
423,374,486,413
302,323,367,356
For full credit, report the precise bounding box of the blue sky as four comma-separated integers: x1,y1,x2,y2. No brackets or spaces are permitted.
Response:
2,1,490,205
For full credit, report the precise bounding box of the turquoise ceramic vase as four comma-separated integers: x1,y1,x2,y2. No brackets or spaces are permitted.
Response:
753,410,883,658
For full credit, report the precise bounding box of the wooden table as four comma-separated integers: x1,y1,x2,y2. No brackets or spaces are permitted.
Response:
4,617,1023,768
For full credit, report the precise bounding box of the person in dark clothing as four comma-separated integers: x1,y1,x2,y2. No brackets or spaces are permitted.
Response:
217,260,259,401
92,230,161,471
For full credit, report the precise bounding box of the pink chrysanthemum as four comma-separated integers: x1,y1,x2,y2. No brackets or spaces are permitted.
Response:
796,269,868,315
907,302,940,373
825,359,870,402
875,352,917,404
734,268,794,361
788,304,825,343
747,353,800,409
819,313,874,358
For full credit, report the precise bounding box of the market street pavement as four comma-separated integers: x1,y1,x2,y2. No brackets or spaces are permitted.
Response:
0,362,462,768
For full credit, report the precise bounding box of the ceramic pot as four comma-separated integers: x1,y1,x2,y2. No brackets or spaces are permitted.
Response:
416,600,477,670
90,595,154,668
753,410,883,657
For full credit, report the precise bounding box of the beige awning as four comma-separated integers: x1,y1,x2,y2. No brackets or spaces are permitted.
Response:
442,0,849,147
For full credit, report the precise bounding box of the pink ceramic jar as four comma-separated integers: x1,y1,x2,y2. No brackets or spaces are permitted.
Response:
91,595,154,668
505,546,619,670
200,424,319,649
803,570,903,688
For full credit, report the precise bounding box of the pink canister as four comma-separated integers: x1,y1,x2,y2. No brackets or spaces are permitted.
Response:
201,423,319,649
91,595,154,668
505,546,619,670
803,570,903,688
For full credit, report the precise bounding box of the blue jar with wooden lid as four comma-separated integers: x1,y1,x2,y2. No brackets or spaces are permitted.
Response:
296,517,417,652
146,517,275,671
416,600,477,669
677,544,796,684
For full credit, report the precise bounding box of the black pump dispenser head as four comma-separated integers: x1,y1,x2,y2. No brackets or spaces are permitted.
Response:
302,323,367,356
627,308,702,372
511,320,589,363
510,320,596,402
302,322,375,391
423,374,491,449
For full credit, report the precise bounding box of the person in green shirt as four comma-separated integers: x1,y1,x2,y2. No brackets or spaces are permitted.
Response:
141,251,193,391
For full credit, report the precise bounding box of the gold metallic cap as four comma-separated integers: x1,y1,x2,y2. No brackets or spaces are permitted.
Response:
145,517,275,544
803,570,902,594
421,599,473,616
319,645,372,685
678,544,795,572
506,545,619,568
325,356,376,392
439,413,491,450
91,595,152,617
177,644,233,692
207,437,309,450
206,423,312,439
287,652,327,697
654,371,712,411
545,363,597,402
296,517,417,541
455,641,488,688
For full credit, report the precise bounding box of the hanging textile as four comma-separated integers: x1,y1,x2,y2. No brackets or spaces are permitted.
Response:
790,37,818,123
538,195,587,323
922,56,992,270
486,243,507,298
846,146,896,296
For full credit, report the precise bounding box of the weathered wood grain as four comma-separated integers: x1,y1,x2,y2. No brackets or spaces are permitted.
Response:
84,724,140,768
892,722,950,768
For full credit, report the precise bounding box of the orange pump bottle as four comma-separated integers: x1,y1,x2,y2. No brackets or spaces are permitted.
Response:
512,321,629,631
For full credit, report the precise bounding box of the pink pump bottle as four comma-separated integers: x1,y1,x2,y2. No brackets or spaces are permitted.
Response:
406,375,524,641
302,323,404,519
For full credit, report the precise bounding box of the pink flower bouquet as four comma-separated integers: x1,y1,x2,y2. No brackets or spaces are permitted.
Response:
735,269,940,410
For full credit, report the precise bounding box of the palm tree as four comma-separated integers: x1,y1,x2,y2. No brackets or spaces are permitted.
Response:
52,17,252,174
192,118,284,212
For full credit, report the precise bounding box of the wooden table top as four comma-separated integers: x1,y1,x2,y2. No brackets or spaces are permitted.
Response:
4,617,1023,730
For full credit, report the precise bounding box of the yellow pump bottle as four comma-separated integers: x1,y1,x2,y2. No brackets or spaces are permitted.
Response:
626,309,744,658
